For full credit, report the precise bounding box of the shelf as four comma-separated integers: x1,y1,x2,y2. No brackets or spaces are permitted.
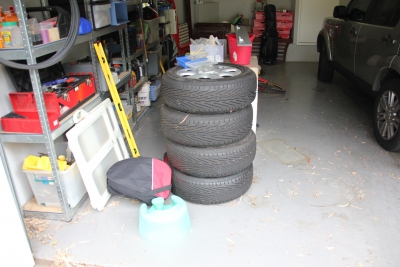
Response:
133,77,148,94
23,194,88,221
130,48,145,60
0,25,126,60
116,71,132,88
119,77,147,99
129,40,159,61
137,106,149,121
0,93,102,143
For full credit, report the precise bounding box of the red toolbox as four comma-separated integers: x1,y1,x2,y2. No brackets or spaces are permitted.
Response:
53,75,96,115
1,93,61,133
1,75,96,134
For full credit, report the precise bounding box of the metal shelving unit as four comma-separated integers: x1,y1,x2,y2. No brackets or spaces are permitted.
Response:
0,0,140,221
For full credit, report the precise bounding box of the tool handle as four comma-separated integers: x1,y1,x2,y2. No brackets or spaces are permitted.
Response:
139,18,148,63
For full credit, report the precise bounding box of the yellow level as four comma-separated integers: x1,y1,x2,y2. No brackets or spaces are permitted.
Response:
93,42,140,158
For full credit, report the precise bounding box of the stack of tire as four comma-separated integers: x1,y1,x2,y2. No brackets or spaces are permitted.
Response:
160,63,257,204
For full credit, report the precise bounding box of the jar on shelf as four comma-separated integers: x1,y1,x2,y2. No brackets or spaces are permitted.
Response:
1,22,22,47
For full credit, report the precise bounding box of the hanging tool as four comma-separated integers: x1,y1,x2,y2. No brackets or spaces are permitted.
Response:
93,41,140,158
159,60,165,74
140,18,149,63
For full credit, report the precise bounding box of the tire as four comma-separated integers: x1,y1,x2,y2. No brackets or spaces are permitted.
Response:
166,130,256,178
161,104,253,147
317,41,334,82
171,164,253,205
373,79,400,152
162,63,257,114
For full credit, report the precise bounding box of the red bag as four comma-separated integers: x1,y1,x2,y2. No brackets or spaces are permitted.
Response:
107,157,171,204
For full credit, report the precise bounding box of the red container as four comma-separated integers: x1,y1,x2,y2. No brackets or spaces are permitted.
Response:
227,33,255,65
1,93,61,133
254,11,265,20
253,20,265,28
277,21,293,30
252,27,264,37
278,29,291,39
276,11,294,22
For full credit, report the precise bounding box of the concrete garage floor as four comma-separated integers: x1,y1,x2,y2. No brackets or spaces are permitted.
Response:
31,62,400,267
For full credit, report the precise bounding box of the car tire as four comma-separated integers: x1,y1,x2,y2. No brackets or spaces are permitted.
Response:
373,79,400,152
160,104,253,147
161,63,257,114
317,41,334,82
166,130,256,178
171,164,253,205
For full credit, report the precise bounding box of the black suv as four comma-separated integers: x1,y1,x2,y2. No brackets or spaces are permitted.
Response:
317,0,400,151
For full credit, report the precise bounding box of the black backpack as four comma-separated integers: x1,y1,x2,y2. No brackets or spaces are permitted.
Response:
258,5,278,65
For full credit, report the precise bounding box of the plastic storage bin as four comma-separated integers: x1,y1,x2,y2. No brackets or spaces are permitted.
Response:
148,45,162,75
22,143,87,208
176,56,208,68
278,29,291,39
150,80,161,101
254,11,265,20
1,92,60,133
190,43,224,62
91,2,111,30
138,82,151,106
276,11,294,22
144,18,160,44
252,27,264,38
158,6,169,23
253,20,265,28
110,1,129,26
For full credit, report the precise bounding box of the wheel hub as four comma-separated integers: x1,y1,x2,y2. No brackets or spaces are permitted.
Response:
176,64,242,79
377,90,399,140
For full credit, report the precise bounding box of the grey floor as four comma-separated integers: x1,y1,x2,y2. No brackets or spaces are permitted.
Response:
32,62,400,267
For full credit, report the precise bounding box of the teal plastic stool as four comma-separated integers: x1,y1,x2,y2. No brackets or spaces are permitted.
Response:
139,195,191,243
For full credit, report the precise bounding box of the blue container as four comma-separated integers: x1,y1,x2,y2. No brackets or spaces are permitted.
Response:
139,195,191,244
176,56,208,68
110,1,129,26
150,80,161,101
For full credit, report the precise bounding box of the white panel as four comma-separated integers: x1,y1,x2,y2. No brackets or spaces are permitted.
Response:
297,0,339,45
0,159,35,267
66,99,129,211
166,9,177,34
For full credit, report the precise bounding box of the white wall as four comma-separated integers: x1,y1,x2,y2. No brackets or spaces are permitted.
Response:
0,158,35,267
193,0,294,25
286,0,339,62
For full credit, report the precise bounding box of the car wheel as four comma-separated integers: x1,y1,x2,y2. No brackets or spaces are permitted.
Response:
161,63,257,114
317,41,334,82
171,164,253,205
166,130,256,178
160,104,253,147
373,79,400,152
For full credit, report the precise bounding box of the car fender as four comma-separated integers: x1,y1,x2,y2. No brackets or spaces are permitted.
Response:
317,28,333,61
372,55,399,92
